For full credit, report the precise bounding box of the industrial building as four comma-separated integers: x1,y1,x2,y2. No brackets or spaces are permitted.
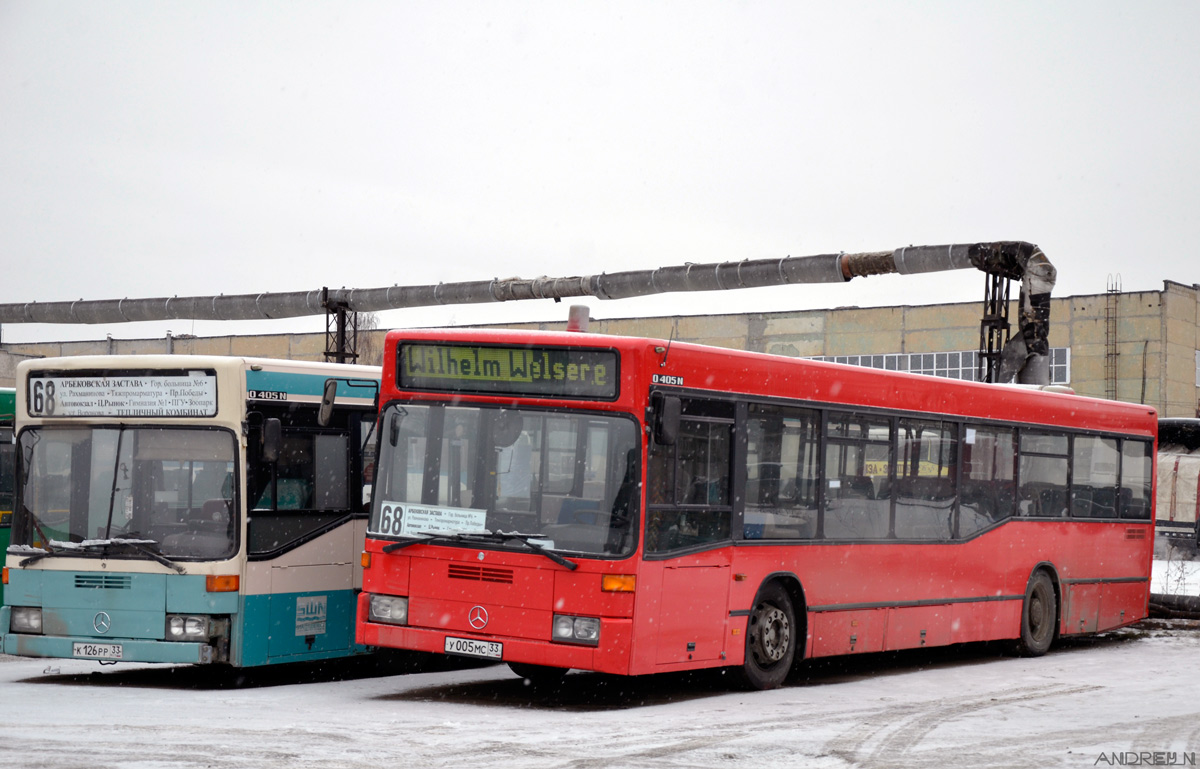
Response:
2,279,1198,417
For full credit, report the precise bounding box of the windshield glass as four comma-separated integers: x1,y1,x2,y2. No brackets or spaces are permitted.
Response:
15,427,237,560
369,404,640,557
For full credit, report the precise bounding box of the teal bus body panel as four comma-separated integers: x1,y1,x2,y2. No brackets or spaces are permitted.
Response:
3,567,41,605
3,618,211,665
2,568,365,665
38,571,167,638
237,588,366,667
165,578,239,614
1,569,237,663
245,369,372,401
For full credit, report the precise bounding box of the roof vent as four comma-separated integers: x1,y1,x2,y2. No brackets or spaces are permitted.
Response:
566,304,590,333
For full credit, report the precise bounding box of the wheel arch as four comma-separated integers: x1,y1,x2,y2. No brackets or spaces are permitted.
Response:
756,570,808,660
1026,560,1063,642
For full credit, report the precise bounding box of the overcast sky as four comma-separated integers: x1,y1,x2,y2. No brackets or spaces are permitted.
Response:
2,1,1198,344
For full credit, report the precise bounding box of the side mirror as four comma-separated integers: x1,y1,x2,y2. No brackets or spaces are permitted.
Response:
262,418,282,463
653,394,681,445
388,411,402,447
494,409,524,448
317,379,338,427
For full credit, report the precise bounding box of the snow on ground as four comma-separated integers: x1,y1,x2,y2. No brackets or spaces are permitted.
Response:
1153,550,1200,596
3,559,1199,769
7,629,1200,769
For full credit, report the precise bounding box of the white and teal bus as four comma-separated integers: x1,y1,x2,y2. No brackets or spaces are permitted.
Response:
1,355,379,667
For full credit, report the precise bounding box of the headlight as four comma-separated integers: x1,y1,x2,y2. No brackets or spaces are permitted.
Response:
165,614,211,641
11,607,43,634
552,614,600,646
368,594,408,626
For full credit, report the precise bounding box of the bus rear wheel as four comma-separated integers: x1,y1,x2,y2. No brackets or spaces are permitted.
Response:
736,582,796,690
1015,570,1057,657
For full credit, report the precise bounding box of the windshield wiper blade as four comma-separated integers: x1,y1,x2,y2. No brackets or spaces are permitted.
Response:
381,530,500,553
380,530,578,570
381,533,466,553
19,539,187,574
92,539,186,574
16,545,60,568
497,532,578,571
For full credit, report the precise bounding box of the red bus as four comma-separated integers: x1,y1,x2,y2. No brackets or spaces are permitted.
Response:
356,328,1156,689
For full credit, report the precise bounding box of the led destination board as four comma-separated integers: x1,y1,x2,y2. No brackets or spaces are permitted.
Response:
399,343,618,399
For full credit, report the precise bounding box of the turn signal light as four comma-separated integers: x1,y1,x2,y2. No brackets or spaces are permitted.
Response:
206,575,239,592
1,567,8,585
361,551,372,569
601,574,636,593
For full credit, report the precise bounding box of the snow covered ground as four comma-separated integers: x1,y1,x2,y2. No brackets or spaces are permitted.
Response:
1152,550,1200,596
3,559,1199,769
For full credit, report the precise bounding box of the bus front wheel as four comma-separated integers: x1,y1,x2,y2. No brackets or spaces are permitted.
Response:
1015,570,1057,657
736,582,796,690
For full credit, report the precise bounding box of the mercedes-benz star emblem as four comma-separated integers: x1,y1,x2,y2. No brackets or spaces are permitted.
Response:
93,611,112,634
468,606,489,630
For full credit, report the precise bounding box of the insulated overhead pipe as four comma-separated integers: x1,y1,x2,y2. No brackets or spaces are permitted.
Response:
0,240,1055,383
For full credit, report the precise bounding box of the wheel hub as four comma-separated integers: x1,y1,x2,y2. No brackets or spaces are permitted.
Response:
755,605,790,663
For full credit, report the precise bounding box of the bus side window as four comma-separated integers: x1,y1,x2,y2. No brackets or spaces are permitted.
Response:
1070,435,1120,518
360,414,378,508
959,426,1016,537
1120,439,1153,519
645,405,732,553
822,412,891,540
0,427,13,526
1017,430,1069,518
744,404,818,540
249,426,351,556
894,419,956,540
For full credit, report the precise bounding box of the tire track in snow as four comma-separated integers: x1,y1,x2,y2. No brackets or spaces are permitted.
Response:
821,683,1101,767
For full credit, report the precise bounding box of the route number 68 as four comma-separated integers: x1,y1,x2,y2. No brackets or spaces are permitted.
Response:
30,380,57,416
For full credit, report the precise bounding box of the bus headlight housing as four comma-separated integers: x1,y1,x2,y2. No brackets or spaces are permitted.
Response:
166,614,212,642
368,594,408,626
552,614,600,646
11,607,43,634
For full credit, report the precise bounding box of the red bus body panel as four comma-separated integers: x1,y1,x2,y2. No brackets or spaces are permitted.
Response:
358,328,1156,677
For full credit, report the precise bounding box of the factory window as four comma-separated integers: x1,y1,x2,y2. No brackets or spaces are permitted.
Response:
810,348,1071,385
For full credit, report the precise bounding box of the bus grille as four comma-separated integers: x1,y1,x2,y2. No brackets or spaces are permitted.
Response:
75,575,132,590
1125,528,1148,540
447,564,514,584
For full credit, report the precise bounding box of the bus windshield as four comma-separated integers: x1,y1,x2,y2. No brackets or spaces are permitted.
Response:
15,426,237,561
369,404,639,558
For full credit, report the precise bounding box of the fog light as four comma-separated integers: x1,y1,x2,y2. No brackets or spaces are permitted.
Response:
11,607,42,634
551,614,600,646
368,594,408,626
165,614,211,641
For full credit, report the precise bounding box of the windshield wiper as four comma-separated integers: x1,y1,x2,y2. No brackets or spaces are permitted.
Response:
16,543,63,568
18,539,185,574
491,531,578,571
93,539,187,574
382,530,578,570
381,532,475,553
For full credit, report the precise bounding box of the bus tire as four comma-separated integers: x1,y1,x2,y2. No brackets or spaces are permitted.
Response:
1015,570,1057,657
736,582,796,690
508,662,568,688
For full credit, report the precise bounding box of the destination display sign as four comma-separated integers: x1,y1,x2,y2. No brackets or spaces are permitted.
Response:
27,371,219,418
398,343,618,399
